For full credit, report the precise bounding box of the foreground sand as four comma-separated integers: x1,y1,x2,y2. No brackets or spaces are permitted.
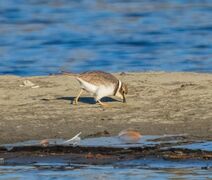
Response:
0,72,211,144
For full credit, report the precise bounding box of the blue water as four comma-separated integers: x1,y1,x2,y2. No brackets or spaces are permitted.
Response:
0,136,211,179
0,165,211,180
0,0,212,76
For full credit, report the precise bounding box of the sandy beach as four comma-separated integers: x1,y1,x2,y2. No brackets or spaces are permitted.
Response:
0,72,211,144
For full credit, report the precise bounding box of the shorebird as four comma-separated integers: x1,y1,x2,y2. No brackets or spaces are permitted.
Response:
73,71,128,107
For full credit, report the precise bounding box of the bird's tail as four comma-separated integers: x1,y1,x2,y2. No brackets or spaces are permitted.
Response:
49,71,79,77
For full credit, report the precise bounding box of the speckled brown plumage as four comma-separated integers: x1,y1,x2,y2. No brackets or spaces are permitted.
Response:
78,71,119,86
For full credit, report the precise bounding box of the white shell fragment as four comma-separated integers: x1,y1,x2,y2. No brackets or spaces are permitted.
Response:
63,132,81,145
20,80,40,88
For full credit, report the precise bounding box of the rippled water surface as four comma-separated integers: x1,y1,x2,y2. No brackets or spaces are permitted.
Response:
0,135,212,180
0,136,211,179
0,165,211,180
0,0,212,75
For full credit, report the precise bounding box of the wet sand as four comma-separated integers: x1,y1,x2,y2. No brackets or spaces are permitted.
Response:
0,72,211,144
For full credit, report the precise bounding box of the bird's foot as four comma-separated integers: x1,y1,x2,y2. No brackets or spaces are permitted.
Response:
97,100,111,108
72,98,78,105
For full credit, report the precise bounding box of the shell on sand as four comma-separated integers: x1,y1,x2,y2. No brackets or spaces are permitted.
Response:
20,80,39,88
118,129,142,143
40,139,49,147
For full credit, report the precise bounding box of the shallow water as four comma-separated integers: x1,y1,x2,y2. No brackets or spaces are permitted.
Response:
0,136,211,179
0,0,212,76
175,141,212,152
0,134,196,149
0,165,211,180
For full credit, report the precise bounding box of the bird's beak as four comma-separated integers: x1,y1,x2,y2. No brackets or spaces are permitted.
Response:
123,93,126,103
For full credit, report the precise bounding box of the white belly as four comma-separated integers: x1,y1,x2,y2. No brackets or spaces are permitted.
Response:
77,78,98,94
77,78,114,100
96,85,114,100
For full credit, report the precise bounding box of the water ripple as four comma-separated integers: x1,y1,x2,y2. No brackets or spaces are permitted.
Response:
0,0,211,75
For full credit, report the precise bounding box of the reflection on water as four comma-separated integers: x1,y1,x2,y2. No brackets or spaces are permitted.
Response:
0,165,211,180
0,0,212,76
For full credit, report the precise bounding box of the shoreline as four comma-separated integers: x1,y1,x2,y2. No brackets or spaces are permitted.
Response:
0,72,211,144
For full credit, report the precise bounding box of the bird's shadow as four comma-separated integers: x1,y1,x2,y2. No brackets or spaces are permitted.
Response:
56,96,119,104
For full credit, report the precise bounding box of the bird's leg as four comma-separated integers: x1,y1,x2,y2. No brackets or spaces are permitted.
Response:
97,100,110,107
73,89,83,105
